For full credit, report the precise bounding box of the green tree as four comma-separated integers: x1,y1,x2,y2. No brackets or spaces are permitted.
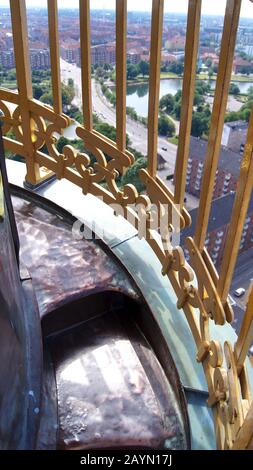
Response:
173,101,182,120
95,122,117,141
56,136,69,154
138,60,149,77
241,99,253,112
7,69,16,81
174,90,182,102
229,83,240,95
225,111,240,122
208,67,214,79
168,61,184,75
95,122,130,147
40,82,74,108
62,83,75,106
126,106,138,120
239,66,251,75
194,92,204,106
67,105,80,118
241,108,251,122
136,83,148,98
159,93,174,114
95,67,105,78
158,114,176,137
195,80,211,95
191,113,209,137
203,105,211,118
33,84,46,100
128,147,146,160
127,64,139,80
160,63,168,72
68,78,74,88
74,111,83,124
121,157,147,193
205,58,213,68
40,91,53,105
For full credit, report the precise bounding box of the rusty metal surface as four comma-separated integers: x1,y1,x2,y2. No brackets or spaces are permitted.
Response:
50,311,188,450
13,195,139,318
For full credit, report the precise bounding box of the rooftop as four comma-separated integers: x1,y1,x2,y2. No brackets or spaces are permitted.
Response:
189,136,242,177
182,192,253,240
225,120,249,130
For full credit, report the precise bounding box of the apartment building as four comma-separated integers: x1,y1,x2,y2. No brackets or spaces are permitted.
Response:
0,50,15,69
0,48,50,70
221,120,248,154
182,192,253,266
185,136,240,199
30,49,50,70
90,43,116,66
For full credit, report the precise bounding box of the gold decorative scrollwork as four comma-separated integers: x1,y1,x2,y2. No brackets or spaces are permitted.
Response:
1,89,252,450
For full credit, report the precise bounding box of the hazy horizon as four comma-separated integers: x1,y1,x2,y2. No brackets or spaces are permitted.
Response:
0,0,252,19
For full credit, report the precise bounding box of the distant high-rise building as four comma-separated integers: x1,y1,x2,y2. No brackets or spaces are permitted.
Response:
90,44,116,66
183,136,240,200
0,49,50,70
30,49,50,70
0,50,15,69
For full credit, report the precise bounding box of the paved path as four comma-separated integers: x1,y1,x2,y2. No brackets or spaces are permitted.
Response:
60,59,177,173
206,94,242,113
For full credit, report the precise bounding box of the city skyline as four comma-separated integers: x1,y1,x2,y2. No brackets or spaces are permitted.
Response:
0,0,253,19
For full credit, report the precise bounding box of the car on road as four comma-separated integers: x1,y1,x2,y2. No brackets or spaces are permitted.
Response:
234,287,246,298
162,147,167,151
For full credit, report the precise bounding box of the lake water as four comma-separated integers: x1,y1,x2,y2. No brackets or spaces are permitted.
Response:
61,78,253,140
125,78,253,117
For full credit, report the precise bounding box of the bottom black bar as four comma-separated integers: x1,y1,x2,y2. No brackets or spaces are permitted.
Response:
0,450,249,467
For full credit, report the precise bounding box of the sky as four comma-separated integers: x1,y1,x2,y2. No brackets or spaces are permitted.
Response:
0,0,253,18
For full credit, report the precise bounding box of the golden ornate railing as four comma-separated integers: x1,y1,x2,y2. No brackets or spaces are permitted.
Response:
1,0,253,449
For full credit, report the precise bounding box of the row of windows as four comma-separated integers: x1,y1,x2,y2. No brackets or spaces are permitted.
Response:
186,171,234,196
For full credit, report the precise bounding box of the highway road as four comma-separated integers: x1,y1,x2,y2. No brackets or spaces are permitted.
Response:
231,247,253,310
60,59,177,173
60,60,200,211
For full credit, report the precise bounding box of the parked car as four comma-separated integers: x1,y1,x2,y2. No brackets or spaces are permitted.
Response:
162,147,167,151
234,288,246,298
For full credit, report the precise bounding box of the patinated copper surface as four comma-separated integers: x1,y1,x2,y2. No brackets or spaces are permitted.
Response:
0,183,41,449
51,311,188,450
13,195,139,318
10,191,189,450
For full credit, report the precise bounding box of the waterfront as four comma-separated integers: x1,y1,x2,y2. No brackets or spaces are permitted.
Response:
125,78,253,117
